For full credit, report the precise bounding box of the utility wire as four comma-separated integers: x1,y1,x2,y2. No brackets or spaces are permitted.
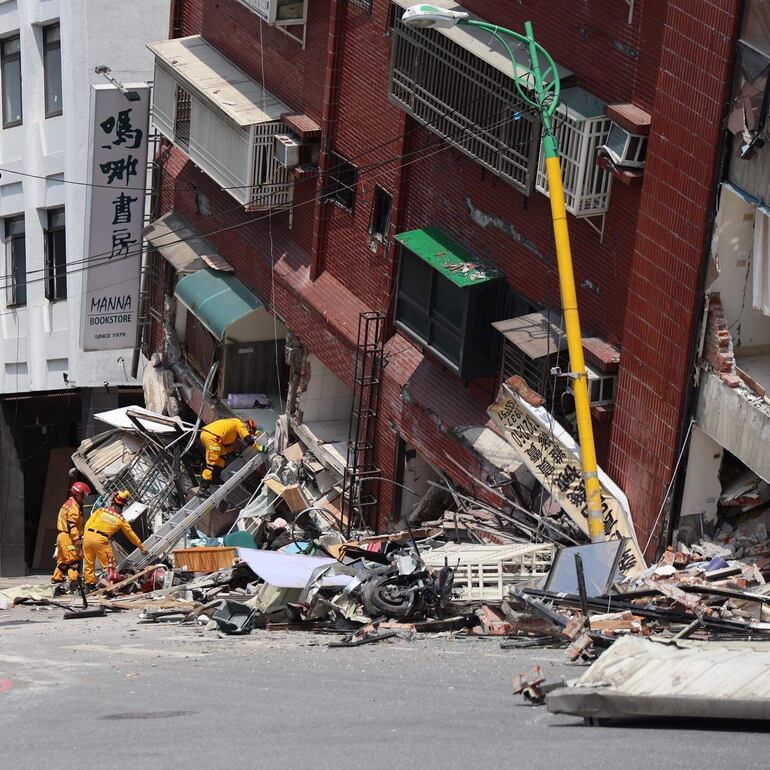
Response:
0,106,540,291
0,90,540,194
0,109,520,310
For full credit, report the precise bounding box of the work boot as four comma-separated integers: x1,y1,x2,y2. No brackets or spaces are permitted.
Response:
84,583,98,593
52,583,69,597
68,580,80,595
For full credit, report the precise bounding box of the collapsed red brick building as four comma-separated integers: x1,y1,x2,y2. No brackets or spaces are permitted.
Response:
142,0,746,553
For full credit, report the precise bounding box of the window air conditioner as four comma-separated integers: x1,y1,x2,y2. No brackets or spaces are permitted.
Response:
274,134,301,168
600,122,647,168
586,366,617,407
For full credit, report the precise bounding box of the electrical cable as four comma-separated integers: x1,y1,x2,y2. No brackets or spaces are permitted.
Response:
0,106,531,294
0,88,540,194
1,99,532,287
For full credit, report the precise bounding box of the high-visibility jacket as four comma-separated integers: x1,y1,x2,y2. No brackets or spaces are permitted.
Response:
57,497,83,542
84,505,143,550
200,418,251,449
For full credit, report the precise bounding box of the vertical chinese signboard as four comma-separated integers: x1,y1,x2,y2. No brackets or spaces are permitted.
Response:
81,84,149,351
488,384,645,577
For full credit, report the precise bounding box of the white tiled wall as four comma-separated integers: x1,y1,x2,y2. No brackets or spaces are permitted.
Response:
299,354,353,422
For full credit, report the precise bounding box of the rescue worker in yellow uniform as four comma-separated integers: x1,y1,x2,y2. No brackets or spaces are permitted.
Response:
51,482,92,595
82,490,148,590
198,418,267,493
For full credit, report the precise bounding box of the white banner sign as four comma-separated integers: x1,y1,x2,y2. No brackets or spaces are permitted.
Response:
81,84,149,351
488,384,645,577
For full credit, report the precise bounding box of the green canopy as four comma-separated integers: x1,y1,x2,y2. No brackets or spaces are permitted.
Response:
394,226,502,288
174,268,263,341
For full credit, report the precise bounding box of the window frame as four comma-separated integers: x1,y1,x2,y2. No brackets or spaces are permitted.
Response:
5,214,27,307
369,185,393,243
325,151,358,212
44,207,67,301
394,247,470,375
43,22,62,118
1,33,23,128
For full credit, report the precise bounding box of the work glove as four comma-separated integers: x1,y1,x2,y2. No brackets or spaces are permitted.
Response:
140,546,149,555
256,444,269,454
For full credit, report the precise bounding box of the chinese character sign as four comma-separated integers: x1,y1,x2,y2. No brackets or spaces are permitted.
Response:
81,85,149,351
488,385,646,577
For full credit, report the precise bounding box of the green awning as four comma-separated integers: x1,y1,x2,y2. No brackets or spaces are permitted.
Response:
395,227,503,288
175,268,262,341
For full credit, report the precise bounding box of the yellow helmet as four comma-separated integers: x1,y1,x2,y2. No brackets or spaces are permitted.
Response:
113,490,131,507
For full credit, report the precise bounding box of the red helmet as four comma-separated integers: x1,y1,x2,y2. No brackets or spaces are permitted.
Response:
70,482,91,500
113,490,131,507
246,418,258,434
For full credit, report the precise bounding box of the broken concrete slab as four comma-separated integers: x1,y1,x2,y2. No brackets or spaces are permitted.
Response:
547,635,770,722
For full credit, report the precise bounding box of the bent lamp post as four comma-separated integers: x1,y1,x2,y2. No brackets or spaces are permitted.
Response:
402,5,605,542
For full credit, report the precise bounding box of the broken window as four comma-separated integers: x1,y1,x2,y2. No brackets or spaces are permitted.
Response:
730,6,770,151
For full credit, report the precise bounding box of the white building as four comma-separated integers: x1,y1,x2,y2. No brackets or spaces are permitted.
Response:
0,0,170,575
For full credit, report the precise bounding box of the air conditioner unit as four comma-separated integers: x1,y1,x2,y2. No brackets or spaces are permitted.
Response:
585,366,617,407
274,134,301,168
238,0,307,26
600,122,648,168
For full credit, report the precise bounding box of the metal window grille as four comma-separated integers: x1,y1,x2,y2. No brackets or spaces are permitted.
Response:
174,86,192,152
501,343,569,419
248,121,295,210
389,14,541,196
350,0,373,12
535,94,613,217
147,250,173,325
151,62,294,210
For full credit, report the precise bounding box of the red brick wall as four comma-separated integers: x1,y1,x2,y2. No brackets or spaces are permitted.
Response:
154,0,741,543
608,0,740,551
198,0,330,122
170,0,203,37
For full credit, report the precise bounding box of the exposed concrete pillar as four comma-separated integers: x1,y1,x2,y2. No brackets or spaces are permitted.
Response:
0,401,26,576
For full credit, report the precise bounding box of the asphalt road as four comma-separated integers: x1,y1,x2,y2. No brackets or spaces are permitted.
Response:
1,604,769,769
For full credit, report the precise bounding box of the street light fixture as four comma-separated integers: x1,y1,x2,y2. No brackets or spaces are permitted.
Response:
402,5,605,544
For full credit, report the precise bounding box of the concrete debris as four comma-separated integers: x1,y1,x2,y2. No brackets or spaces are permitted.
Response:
547,636,770,723
14,402,770,735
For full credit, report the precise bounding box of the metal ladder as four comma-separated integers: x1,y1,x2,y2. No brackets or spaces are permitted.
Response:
118,446,270,571
342,311,385,535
